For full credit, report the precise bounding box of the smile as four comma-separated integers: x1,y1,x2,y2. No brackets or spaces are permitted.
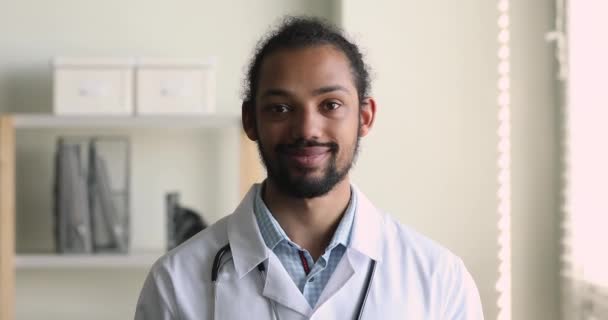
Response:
282,147,331,168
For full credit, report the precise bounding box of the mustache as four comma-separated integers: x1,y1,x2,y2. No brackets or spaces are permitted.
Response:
275,139,339,153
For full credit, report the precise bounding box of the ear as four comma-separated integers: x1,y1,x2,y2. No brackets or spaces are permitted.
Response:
242,101,258,141
359,97,377,137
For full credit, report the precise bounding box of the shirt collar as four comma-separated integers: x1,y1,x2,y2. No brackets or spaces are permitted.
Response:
227,183,383,279
254,182,357,253
253,184,286,250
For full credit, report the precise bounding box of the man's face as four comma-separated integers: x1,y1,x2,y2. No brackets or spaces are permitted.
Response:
247,45,364,198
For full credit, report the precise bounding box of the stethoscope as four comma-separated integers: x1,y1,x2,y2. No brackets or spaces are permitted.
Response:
211,243,377,320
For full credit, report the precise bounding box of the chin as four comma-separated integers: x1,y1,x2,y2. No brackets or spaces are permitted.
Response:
279,171,348,199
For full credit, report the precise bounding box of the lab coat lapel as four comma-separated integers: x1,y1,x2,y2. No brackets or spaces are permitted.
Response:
227,184,311,316
312,187,384,317
349,186,384,262
313,248,355,310
312,250,375,319
227,185,268,278
262,253,312,317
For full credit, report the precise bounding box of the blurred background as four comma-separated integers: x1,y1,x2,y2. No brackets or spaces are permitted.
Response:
0,0,605,319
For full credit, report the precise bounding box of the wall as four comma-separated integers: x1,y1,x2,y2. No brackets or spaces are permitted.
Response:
340,1,499,319
1,1,336,319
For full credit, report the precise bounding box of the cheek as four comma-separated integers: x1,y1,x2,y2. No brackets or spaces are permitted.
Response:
335,122,359,156
336,113,361,140
255,118,275,140
257,129,281,154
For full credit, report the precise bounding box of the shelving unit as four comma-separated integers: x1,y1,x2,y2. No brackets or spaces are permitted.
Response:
12,114,240,129
15,252,163,269
0,113,263,320
0,116,15,320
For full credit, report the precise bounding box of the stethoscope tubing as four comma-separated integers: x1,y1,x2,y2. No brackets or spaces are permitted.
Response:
211,244,231,282
356,259,376,320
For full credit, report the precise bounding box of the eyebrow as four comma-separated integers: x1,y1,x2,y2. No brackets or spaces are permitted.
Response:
311,85,350,96
260,85,350,99
261,88,291,98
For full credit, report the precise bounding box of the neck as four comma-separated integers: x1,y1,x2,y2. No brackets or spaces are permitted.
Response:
262,177,352,261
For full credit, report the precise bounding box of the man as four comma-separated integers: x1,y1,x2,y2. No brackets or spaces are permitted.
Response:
135,16,484,319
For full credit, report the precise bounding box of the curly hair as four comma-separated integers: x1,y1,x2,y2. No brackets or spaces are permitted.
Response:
242,16,371,107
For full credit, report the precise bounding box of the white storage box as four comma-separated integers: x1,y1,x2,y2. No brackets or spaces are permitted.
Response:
135,58,216,115
53,58,134,115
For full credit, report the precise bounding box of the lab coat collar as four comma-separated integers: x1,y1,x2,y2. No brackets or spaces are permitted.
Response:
227,183,384,279
227,185,269,279
349,185,384,262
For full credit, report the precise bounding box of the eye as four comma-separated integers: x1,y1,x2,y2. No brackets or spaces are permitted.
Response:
324,101,342,111
268,104,291,113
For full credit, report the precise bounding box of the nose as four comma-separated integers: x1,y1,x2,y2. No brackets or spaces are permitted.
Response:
290,106,322,141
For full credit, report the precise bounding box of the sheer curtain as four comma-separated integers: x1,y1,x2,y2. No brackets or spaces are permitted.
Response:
562,1,608,319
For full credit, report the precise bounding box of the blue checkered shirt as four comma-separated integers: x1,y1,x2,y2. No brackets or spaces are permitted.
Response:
253,184,356,308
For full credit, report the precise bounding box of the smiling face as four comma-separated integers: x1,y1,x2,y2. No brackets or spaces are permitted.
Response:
243,44,375,198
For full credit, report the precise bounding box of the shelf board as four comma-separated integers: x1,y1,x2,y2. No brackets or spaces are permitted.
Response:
15,252,164,269
11,114,241,129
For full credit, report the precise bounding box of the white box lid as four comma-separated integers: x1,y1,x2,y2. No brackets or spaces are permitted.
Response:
136,57,217,68
53,57,135,68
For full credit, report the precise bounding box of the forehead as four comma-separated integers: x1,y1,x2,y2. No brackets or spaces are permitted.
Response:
256,45,356,98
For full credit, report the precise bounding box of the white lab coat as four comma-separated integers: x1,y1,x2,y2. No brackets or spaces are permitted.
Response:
135,184,484,319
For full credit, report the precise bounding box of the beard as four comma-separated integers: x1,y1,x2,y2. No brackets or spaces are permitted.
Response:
256,135,360,199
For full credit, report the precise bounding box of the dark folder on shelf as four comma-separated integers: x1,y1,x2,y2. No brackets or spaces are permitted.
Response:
54,140,93,253
89,145,127,252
